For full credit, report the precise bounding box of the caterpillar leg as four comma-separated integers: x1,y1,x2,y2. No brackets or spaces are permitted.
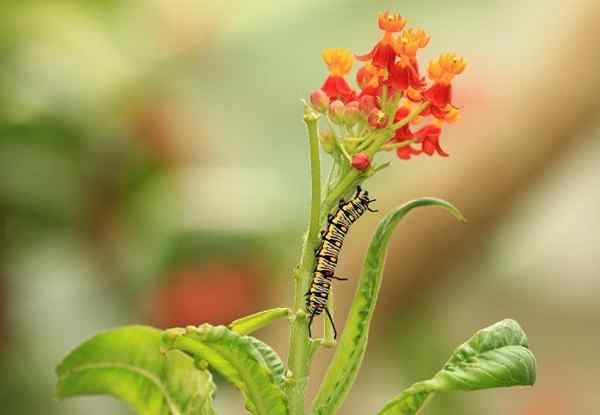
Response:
367,198,378,212
308,311,316,338
332,276,349,281
325,307,337,339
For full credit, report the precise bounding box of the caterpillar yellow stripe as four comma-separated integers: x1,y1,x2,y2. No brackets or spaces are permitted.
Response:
306,186,377,338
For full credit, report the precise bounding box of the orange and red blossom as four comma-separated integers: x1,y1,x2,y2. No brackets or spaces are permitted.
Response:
357,11,406,69
307,11,467,163
320,48,356,103
356,62,385,97
387,28,429,93
423,53,467,118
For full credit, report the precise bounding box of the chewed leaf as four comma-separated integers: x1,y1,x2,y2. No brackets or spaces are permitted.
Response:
162,324,287,415
229,308,290,336
56,325,216,415
377,319,537,415
312,198,465,415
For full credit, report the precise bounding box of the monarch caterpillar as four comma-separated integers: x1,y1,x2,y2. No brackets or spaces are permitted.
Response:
306,185,377,338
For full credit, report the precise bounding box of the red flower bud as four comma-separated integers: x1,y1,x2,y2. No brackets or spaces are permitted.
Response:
359,94,377,114
367,109,388,129
344,100,361,126
328,99,345,124
351,153,371,171
310,89,330,112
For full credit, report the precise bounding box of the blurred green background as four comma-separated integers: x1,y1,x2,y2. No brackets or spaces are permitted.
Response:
1,1,599,414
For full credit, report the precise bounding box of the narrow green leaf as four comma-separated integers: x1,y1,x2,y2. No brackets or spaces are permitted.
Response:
312,198,465,415
229,307,291,336
56,325,216,415
377,319,537,415
162,324,288,415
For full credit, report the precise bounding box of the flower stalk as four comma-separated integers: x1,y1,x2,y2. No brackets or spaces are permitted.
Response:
286,107,323,415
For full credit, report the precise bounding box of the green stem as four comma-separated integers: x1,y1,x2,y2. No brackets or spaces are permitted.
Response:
286,107,322,415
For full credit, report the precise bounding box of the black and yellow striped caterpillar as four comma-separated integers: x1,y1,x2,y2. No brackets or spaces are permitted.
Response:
306,185,377,338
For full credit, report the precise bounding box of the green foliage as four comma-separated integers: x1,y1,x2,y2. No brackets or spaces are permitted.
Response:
312,198,466,415
161,324,287,415
56,325,216,415
377,319,537,415
229,307,290,336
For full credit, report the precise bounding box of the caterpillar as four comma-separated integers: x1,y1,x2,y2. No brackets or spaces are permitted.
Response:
306,185,377,338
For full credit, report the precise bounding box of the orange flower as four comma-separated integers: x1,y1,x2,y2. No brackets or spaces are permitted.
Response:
423,53,467,118
320,48,356,103
386,29,429,93
378,11,407,32
356,11,407,69
393,28,430,58
356,62,385,97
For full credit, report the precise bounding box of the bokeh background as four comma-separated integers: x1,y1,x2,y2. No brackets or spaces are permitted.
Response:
1,0,599,414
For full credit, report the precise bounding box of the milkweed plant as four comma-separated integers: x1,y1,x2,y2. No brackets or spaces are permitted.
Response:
55,12,536,415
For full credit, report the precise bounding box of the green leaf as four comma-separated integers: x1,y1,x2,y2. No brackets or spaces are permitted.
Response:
312,198,465,415
56,325,216,415
377,319,537,415
245,336,286,387
162,324,288,415
229,308,290,336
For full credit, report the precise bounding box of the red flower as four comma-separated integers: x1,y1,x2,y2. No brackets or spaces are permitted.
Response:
423,83,452,109
396,145,419,160
414,124,448,157
321,76,355,103
320,48,356,103
356,12,407,69
392,106,413,141
388,59,422,92
392,106,419,160
423,53,467,119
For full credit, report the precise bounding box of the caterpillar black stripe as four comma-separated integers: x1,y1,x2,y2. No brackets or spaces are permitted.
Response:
306,185,377,339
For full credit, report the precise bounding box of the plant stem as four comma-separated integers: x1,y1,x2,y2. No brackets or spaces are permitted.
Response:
286,108,322,415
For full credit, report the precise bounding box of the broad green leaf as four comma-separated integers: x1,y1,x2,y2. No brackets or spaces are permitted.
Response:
245,336,286,387
56,325,216,415
229,308,290,336
162,324,288,415
377,319,537,415
312,198,465,415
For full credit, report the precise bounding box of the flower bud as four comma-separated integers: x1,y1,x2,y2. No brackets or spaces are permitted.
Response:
359,94,377,114
328,99,345,125
310,89,330,112
367,108,389,129
351,153,371,171
343,100,361,126
319,129,335,153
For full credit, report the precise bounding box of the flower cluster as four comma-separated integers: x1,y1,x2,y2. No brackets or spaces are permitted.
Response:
309,11,466,167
